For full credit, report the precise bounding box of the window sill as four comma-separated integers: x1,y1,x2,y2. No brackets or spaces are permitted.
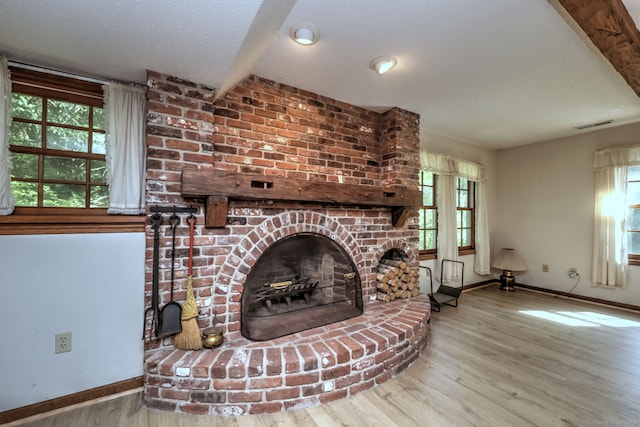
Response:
0,212,146,235
418,249,476,261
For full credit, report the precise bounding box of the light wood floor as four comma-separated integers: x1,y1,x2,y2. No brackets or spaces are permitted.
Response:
13,285,640,426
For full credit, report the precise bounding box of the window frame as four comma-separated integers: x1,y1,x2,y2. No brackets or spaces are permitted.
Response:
627,165,640,265
0,67,145,235
456,177,476,255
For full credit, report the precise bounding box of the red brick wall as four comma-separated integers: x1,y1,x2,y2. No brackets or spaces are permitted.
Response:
144,72,421,350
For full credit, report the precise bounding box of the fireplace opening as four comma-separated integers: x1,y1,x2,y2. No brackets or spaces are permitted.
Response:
241,232,363,341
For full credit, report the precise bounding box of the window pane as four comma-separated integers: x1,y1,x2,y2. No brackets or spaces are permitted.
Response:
421,171,433,186
460,228,472,247
12,93,42,120
424,208,435,228
90,159,107,183
628,182,640,205
47,99,89,127
93,107,105,130
629,166,640,182
44,156,86,181
46,126,89,152
90,185,109,208
423,186,433,206
461,210,471,227
11,153,38,179
458,178,468,190
628,208,640,230
92,132,106,154
10,122,42,147
423,230,436,250
458,190,469,208
12,181,38,206
628,231,640,255
43,183,86,207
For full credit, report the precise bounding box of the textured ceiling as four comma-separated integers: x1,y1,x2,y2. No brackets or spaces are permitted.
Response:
1,0,640,150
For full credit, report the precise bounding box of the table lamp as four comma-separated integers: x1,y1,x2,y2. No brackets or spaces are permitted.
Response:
491,248,527,291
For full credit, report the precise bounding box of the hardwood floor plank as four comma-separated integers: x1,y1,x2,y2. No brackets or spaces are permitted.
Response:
11,285,640,427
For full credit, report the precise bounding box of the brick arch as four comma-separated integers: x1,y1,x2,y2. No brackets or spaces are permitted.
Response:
217,210,366,318
371,238,419,269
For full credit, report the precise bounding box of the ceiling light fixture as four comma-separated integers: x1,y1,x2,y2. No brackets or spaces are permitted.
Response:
289,24,318,46
370,56,397,75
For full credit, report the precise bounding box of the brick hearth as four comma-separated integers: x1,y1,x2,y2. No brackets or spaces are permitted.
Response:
145,296,430,415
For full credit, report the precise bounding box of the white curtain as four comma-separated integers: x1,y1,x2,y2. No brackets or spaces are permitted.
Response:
0,55,14,215
436,173,458,281
420,150,490,279
474,181,491,274
104,82,146,215
590,145,640,287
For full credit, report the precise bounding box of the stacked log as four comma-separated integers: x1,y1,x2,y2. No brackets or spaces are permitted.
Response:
376,259,420,302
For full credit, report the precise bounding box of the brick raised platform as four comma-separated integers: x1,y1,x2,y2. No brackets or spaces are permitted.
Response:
143,295,431,415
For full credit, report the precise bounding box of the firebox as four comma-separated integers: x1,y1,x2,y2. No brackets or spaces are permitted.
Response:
241,232,363,341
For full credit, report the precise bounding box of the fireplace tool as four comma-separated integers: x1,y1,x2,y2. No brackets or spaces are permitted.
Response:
158,213,182,337
142,212,163,340
174,214,203,350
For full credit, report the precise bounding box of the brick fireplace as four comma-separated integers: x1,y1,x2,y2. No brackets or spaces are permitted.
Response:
142,72,431,415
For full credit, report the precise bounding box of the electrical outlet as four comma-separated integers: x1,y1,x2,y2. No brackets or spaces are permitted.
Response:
542,264,549,273
568,268,578,279
55,332,72,354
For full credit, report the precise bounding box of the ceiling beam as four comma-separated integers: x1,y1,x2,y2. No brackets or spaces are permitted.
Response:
556,0,640,96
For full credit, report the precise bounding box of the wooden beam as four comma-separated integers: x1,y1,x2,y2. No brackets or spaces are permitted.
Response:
181,169,422,208
556,0,640,96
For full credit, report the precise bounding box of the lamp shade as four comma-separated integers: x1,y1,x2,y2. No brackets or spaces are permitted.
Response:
491,248,527,272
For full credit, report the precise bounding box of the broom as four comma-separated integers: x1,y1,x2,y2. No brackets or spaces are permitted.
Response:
174,214,203,350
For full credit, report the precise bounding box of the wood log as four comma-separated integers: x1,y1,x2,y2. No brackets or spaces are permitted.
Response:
411,287,420,297
376,273,390,283
376,282,389,292
380,259,407,269
376,266,398,277
376,291,391,302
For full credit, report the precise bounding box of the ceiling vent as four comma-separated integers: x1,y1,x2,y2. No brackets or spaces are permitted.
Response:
575,119,614,130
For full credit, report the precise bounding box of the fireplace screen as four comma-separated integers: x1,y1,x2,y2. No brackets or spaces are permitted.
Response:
241,232,363,341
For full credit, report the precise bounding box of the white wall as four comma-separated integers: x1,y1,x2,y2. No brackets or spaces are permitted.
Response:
419,132,498,290
495,121,640,306
0,232,145,411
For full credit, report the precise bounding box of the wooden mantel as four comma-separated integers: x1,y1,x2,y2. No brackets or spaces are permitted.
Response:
181,169,421,228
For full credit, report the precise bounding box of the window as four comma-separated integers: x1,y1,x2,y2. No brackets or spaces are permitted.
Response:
417,172,476,256
457,177,475,252
0,67,145,235
9,67,107,212
418,171,437,254
627,165,640,262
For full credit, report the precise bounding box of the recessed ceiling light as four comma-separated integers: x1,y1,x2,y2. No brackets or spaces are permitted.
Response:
289,24,319,46
370,56,397,75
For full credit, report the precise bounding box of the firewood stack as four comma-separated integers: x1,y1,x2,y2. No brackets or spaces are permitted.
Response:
375,259,420,302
